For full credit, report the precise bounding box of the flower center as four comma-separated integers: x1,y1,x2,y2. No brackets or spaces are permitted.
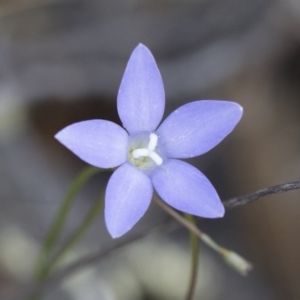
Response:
132,133,163,165
128,133,163,171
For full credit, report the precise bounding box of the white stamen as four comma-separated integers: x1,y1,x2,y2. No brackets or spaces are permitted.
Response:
148,133,158,151
132,148,149,158
131,133,163,166
148,152,163,165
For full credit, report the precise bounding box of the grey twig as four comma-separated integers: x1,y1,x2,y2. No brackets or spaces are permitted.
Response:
223,181,300,210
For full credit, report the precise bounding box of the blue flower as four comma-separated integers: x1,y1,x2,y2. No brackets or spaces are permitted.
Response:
55,44,243,238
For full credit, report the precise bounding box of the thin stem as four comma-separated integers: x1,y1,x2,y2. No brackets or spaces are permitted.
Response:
153,196,207,246
39,195,104,279
184,214,199,300
152,196,225,254
35,166,101,279
153,196,252,275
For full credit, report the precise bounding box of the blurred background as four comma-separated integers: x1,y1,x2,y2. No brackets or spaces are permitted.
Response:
0,0,300,299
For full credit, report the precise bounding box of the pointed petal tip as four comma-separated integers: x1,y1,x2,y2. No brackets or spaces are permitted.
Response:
235,102,244,115
132,43,150,56
54,128,68,145
221,100,243,117
107,223,134,239
107,229,123,239
198,202,225,219
137,42,147,48
231,101,243,121
106,218,130,239
131,43,154,61
217,205,225,218
207,201,225,219
54,130,63,142
136,43,150,51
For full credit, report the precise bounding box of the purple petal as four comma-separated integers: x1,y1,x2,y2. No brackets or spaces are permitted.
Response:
105,163,153,238
151,159,224,218
55,120,128,168
157,100,243,158
117,44,165,135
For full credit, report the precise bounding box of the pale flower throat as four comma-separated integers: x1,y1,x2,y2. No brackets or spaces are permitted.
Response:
129,133,163,169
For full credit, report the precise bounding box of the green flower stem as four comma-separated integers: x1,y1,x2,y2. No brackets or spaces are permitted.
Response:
39,194,104,279
184,214,199,300
35,166,101,279
153,196,252,275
